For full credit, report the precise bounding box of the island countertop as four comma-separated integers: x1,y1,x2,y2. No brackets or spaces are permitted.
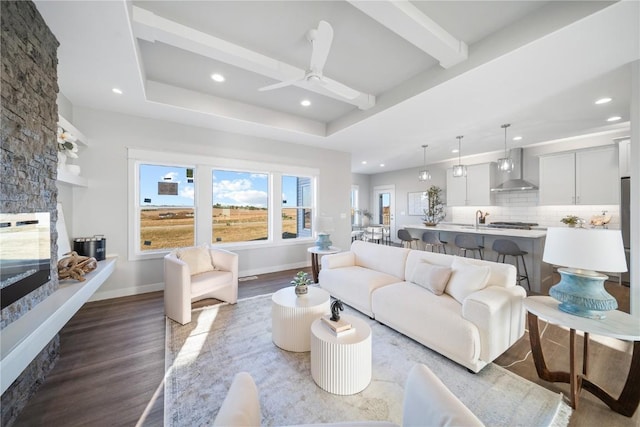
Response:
404,223,547,239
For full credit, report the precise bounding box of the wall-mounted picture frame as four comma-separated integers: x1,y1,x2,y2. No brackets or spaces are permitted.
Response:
407,191,428,216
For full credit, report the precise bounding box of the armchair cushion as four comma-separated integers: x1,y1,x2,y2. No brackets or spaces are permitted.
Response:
176,244,215,275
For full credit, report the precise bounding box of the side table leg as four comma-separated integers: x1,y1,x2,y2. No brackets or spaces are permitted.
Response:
311,253,319,283
527,312,570,383
569,328,582,409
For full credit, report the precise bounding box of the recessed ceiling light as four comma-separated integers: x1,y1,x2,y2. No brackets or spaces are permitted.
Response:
595,97,612,105
300,99,311,107
607,116,622,122
211,73,225,82
451,149,459,153
513,136,523,141
361,160,367,165
379,163,385,167
112,88,122,95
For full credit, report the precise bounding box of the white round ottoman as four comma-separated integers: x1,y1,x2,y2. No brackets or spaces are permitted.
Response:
310,314,372,395
271,286,330,352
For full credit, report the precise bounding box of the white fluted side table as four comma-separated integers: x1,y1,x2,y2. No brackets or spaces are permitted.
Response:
271,286,330,352
310,314,372,395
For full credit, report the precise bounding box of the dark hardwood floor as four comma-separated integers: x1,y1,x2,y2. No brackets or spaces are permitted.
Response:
13,267,637,426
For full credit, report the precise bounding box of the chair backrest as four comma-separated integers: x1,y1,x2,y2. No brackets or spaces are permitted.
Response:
421,231,442,245
492,239,523,255
397,229,413,242
455,234,481,249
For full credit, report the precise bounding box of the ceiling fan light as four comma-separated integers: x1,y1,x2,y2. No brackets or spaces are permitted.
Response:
497,157,514,172
452,164,466,177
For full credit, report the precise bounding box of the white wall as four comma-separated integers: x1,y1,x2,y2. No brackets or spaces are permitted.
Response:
61,107,352,300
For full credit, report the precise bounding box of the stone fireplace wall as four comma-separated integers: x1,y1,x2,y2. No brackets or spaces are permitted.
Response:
1,1,60,425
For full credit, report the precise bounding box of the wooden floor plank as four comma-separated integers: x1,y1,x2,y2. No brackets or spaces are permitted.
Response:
12,266,637,426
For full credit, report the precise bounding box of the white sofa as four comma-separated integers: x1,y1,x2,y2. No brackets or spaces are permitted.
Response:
213,364,484,426
164,245,238,325
319,241,526,373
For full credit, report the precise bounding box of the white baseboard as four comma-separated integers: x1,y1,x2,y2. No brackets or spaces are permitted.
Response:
88,261,311,301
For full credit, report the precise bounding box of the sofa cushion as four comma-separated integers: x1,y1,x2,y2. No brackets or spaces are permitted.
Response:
176,245,214,275
351,240,410,280
445,257,490,303
191,270,234,297
410,261,452,296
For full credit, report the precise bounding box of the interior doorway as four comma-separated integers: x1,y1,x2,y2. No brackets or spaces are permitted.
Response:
373,185,395,243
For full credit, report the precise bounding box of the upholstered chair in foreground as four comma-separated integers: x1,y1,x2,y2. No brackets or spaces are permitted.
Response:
164,245,238,325
213,364,484,426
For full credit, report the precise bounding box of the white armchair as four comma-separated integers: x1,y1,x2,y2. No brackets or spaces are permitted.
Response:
164,245,238,325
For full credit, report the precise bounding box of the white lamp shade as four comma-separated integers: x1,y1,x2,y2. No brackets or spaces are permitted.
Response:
317,216,334,233
543,227,627,272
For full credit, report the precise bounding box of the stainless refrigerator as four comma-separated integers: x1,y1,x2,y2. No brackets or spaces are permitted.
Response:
621,177,631,285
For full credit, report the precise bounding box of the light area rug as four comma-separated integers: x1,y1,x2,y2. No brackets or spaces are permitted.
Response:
165,294,571,427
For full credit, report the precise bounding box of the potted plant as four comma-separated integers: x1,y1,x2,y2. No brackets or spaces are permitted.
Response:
422,185,445,226
560,215,581,227
290,271,312,296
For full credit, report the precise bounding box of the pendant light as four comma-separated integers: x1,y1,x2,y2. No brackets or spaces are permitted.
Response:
418,144,431,181
452,135,466,177
497,123,514,172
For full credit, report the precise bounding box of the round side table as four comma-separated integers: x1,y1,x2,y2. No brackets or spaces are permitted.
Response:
310,314,372,395
271,286,330,352
307,246,340,283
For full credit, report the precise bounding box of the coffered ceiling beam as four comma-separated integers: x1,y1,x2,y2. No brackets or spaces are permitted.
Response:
348,0,468,68
131,6,375,110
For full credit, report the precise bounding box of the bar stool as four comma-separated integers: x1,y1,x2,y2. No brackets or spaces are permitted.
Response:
421,231,447,254
454,235,484,260
398,229,419,249
492,239,530,291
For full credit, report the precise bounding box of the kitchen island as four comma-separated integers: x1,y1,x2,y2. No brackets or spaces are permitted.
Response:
404,224,553,294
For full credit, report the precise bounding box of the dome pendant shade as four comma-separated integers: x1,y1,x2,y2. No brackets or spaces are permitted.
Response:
418,144,431,182
453,136,466,178
498,124,513,173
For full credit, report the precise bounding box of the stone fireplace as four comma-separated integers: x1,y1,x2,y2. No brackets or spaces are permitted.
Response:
0,1,60,425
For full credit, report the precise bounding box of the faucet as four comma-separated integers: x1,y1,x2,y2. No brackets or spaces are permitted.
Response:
475,210,482,229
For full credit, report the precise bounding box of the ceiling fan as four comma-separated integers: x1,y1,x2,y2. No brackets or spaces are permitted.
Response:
258,21,360,100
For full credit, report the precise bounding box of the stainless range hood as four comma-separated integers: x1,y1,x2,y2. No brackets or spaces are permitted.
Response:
491,148,538,192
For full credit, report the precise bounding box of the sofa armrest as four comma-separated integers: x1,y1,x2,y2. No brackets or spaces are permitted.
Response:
462,285,526,363
213,372,261,427
163,254,192,325
321,251,355,269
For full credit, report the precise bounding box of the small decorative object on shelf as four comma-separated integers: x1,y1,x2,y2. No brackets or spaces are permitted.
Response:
57,126,79,159
57,251,97,281
590,211,611,228
560,215,583,228
291,271,312,296
422,185,445,226
330,298,344,321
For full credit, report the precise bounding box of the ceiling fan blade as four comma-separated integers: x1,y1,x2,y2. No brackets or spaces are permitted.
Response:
309,20,333,73
319,78,361,100
258,78,299,92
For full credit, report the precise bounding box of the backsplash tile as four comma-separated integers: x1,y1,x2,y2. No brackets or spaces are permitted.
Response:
449,190,620,229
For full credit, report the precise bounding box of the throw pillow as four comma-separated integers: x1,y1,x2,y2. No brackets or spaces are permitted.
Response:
176,245,214,275
410,261,452,296
445,257,490,303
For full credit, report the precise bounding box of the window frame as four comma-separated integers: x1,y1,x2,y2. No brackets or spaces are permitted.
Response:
128,148,319,261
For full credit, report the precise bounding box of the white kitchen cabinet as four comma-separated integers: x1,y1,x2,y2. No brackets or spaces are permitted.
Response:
446,163,495,206
619,139,631,178
539,146,619,205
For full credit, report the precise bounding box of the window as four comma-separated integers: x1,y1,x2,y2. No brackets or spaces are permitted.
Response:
129,148,319,260
138,164,195,251
212,170,269,244
282,175,312,239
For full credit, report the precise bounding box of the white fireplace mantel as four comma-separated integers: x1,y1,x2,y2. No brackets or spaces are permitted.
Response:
0,257,116,394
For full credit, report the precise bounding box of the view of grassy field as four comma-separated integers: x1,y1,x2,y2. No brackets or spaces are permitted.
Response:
139,207,301,250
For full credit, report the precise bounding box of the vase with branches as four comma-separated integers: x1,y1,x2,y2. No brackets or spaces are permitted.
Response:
422,185,445,226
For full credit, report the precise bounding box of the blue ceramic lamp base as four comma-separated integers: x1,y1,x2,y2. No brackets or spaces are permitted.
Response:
315,233,332,250
549,268,618,320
